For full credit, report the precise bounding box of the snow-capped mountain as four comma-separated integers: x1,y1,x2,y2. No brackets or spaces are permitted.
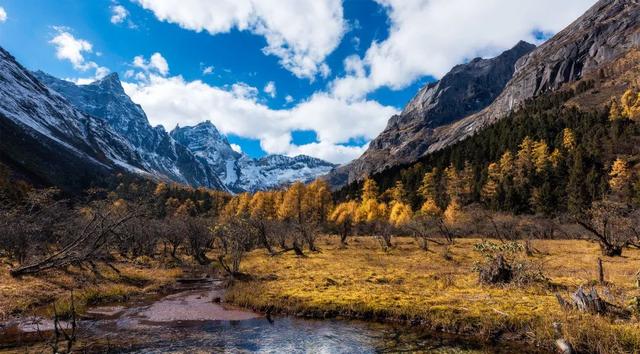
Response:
0,46,151,190
29,64,334,192
172,122,336,192
32,71,228,191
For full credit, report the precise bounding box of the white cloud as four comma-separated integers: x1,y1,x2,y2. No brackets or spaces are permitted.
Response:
331,0,597,99
122,74,397,164
0,7,7,23
50,28,94,70
285,95,294,104
110,5,129,24
132,52,169,76
133,0,346,80
263,81,276,98
230,144,243,153
49,28,110,82
202,66,214,75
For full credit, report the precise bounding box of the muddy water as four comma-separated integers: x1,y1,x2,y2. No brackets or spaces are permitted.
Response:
0,281,538,353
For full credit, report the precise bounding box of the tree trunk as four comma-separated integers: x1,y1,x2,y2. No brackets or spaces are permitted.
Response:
340,224,349,246
600,242,623,257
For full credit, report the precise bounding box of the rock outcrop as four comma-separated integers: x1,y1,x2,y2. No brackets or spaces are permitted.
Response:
329,0,640,188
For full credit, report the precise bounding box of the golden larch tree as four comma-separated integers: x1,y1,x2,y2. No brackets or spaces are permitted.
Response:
418,168,438,202
481,162,500,204
609,158,632,199
562,128,576,151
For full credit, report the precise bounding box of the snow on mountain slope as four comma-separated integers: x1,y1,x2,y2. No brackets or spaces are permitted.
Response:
30,67,333,193
171,122,336,192
33,71,228,191
0,46,153,189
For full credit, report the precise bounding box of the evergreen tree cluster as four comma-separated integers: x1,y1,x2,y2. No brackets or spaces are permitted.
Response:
337,85,640,216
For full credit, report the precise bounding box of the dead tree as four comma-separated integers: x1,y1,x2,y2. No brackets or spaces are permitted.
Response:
575,200,634,257
214,219,255,277
10,204,138,277
556,287,630,318
183,217,214,265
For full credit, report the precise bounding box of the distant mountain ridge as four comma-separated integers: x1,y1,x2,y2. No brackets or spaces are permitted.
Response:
33,71,229,191
29,69,335,192
0,47,150,191
171,122,336,192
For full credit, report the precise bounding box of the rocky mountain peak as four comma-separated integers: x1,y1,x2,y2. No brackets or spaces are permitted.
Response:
329,40,536,187
89,72,124,93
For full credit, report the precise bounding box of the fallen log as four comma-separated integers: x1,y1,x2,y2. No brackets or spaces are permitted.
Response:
555,286,630,319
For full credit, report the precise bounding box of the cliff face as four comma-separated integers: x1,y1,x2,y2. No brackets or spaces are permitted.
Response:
330,0,640,188
328,41,536,187
423,0,640,154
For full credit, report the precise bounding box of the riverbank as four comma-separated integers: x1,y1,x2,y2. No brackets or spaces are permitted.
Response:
0,257,184,319
226,237,640,353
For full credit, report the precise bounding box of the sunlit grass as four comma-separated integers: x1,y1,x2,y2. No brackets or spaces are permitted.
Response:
226,236,640,352
0,257,182,319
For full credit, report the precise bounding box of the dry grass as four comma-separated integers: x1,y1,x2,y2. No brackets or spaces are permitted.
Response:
226,236,640,353
0,258,183,319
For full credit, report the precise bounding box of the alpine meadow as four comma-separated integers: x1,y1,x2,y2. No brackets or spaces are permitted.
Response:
2,0,640,353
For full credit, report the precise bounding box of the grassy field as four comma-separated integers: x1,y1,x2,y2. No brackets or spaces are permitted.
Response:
0,258,183,319
226,236,640,353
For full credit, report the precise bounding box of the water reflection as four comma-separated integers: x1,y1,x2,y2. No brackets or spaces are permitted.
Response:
2,284,536,353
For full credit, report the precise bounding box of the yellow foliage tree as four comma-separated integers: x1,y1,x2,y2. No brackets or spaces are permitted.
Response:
609,98,624,121
620,89,640,121
499,150,515,178
562,128,576,151
442,199,465,243
418,168,438,201
361,178,379,202
515,137,536,186
609,158,632,198
481,162,500,203
277,182,305,223
389,203,412,227
329,201,359,245
154,182,168,197
235,193,252,218
444,164,462,202
550,148,562,169
420,198,442,217
304,179,333,225
532,140,550,173
250,191,276,220
391,180,408,205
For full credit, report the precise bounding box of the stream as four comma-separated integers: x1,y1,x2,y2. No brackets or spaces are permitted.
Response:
0,280,541,353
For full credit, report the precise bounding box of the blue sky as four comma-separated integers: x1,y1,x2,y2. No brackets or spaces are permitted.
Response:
0,0,596,163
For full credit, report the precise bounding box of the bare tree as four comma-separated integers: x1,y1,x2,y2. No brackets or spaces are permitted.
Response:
576,200,634,257
183,217,214,265
10,202,139,277
213,219,255,277
0,189,69,265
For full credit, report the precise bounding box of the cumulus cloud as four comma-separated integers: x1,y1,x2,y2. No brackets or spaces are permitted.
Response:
110,4,129,24
132,52,169,76
263,81,276,98
133,0,346,80
285,95,294,104
49,28,110,82
122,74,397,164
0,7,7,23
331,0,597,99
230,144,243,153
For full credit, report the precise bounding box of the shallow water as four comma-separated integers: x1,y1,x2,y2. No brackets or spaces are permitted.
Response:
0,282,539,353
